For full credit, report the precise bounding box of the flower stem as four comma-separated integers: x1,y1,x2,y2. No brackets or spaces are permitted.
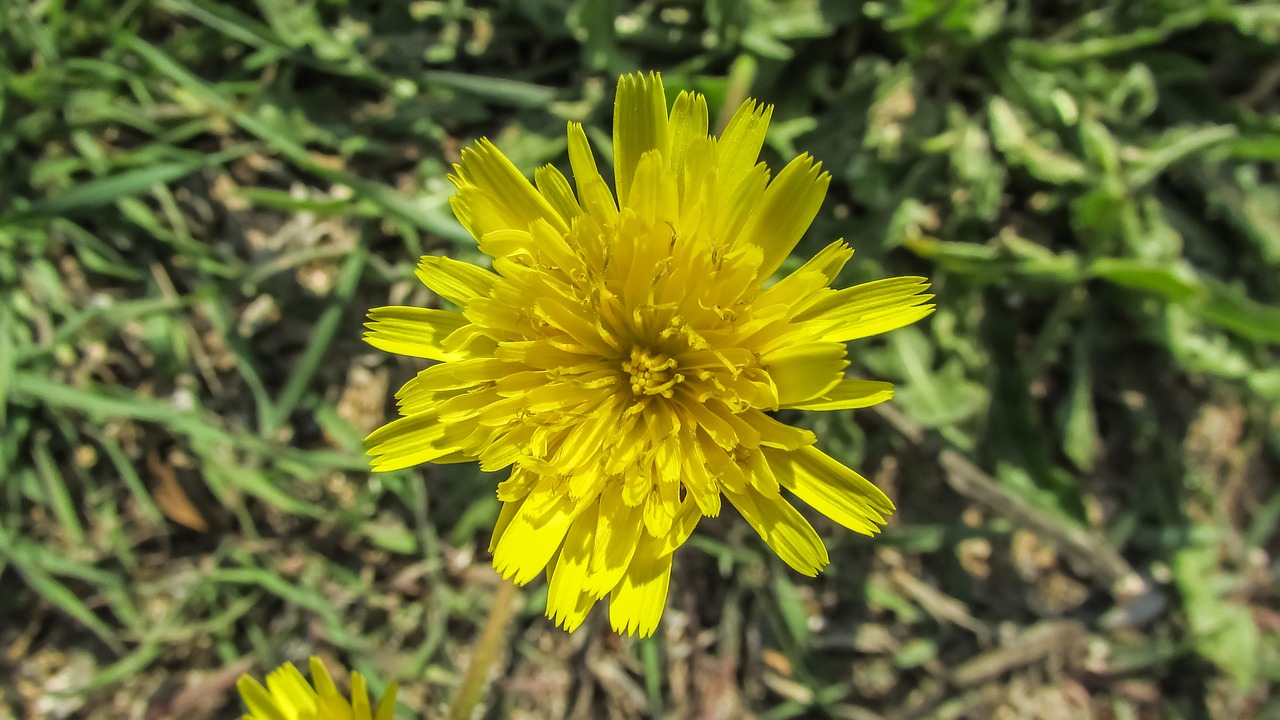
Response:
444,577,519,720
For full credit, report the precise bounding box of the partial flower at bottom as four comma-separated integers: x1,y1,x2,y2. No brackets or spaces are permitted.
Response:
236,656,396,720
364,71,935,637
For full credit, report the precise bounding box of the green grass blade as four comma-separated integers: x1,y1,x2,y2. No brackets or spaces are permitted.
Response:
263,246,367,433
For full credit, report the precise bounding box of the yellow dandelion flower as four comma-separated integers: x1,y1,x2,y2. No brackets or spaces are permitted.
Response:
236,657,397,720
365,71,934,637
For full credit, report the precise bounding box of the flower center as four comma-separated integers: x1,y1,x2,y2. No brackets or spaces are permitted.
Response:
622,347,683,398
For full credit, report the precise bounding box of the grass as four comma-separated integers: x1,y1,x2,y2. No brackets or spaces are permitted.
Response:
2,0,1279,718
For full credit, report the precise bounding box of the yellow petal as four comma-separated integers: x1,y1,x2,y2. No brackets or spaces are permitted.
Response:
755,240,853,316
585,484,643,597
717,163,770,248
799,239,854,283
489,495,526,552
308,657,338,699
623,150,678,228
759,342,848,406
642,484,676,538
477,424,537,472
608,533,674,637
833,303,936,343
754,270,830,317
724,484,829,576
613,71,670,208
397,358,508,401
236,676,289,720
266,663,317,716
351,672,372,720
374,682,399,720
667,90,709,196
652,497,702,556
797,276,935,342
535,164,584,225
680,447,722,517
735,153,830,279
451,138,568,236
434,387,504,424
620,453,652,506
742,448,780,496
441,323,499,358
555,403,623,473
493,485,582,585
396,382,488,419
527,217,587,276
716,98,773,201
546,501,601,631
738,410,816,450
696,434,747,495
476,228,535,262
567,121,619,224
364,412,469,472
312,659,356,718
679,398,740,449
800,275,931,319
315,692,354,718
534,298,617,358
415,255,498,309
363,306,469,361
497,464,539,501
782,379,895,411
768,445,894,535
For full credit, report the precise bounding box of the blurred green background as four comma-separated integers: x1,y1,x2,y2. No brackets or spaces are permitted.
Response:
3,1,1279,718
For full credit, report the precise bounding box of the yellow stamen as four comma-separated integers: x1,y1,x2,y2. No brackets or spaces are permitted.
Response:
622,347,682,397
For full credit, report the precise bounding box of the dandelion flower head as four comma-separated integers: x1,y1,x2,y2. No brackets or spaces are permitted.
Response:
236,656,397,720
365,72,934,636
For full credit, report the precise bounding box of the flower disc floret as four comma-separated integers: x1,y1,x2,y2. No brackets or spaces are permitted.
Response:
623,348,681,397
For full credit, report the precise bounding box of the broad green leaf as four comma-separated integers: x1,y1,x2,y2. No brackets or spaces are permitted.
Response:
1173,540,1260,689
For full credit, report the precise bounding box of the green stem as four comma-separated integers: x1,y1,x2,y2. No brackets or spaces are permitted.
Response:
444,578,519,720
